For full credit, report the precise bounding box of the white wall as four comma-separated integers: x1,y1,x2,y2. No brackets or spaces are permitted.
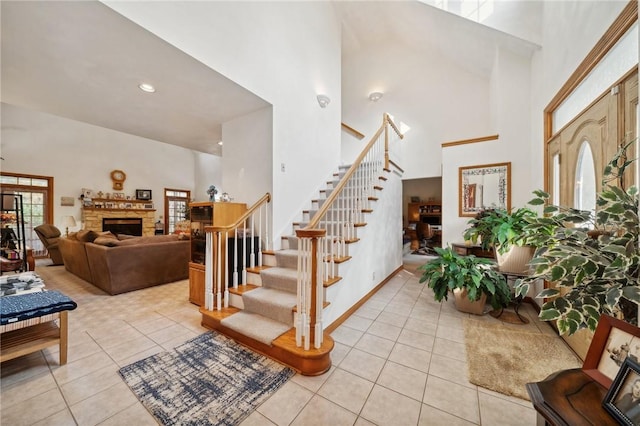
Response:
341,41,492,180
104,1,342,246
193,152,223,203
0,102,219,229
222,107,273,210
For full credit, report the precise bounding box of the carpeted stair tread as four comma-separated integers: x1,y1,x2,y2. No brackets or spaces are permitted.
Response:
260,267,298,293
221,311,291,346
242,287,297,326
275,249,298,269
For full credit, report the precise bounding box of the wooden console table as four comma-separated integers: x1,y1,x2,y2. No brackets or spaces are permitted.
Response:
0,311,69,365
451,242,494,258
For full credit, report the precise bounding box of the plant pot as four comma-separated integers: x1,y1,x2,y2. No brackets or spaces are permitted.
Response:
453,288,487,315
496,245,535,275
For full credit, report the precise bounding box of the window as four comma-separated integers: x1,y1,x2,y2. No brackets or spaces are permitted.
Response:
164,189,190,234
0,173,53,257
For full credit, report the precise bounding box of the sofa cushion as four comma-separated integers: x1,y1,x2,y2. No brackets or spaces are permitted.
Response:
93,237,119,247
76,230,98,243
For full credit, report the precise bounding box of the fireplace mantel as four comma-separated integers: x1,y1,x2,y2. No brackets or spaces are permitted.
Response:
82,208,156,236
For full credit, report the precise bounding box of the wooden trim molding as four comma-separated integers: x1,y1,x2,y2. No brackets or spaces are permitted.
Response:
341,122,365,140
441,134,499,148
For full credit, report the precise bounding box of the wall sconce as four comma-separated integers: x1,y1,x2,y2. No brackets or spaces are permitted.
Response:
316,94,330,108
368,91,383,102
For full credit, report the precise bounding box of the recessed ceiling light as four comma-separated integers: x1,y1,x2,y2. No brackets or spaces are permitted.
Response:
138,83,156,93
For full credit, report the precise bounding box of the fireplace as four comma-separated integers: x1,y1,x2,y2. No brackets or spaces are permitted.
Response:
103,218,143,236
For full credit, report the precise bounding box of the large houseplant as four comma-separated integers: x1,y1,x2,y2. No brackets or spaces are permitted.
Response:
515,139,639,336
418,246,511,314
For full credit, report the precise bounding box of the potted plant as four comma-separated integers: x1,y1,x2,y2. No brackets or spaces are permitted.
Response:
514,139,639,338
418,246,511,314
463,207,538,274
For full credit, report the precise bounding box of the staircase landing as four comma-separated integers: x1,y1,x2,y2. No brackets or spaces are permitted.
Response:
200,307,334,376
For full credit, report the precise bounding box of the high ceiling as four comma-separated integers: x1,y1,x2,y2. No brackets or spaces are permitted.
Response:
1,1,541,156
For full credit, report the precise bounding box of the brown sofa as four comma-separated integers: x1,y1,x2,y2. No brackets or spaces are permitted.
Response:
58,232,189,295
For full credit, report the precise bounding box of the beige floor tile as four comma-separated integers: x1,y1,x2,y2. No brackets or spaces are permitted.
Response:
397,328,435,352
428,353,476,389
45,337,103,365
129,315,177,334
435,323,466,344
355,333,395,358
377,361,427,401
1,387,67,426
117,345,165,367
376,311,409,328
291,367,334,393
360,384,422,426
1,351,50,388
256,381,313,425
339,348,386,382
102,335,159,363
31,408,77,426
159,329,200,350
477,386,532,408
97,401,158,426
367,321,402,341
60,365,123,405
70,381,138,426
423,375,480,424
354,417,377,426
478,391,537,425
383,302,414,316
343,314,374,331
354,306,382,320
330,324,364,346
388,342,432,374
432,336,467,362
403,317,438,336
291,394,358,425
52,351,118,385
362,299,388,311
418,404,477,425
1,371,58,409
329,341,351,366
317,368,374,414
146,323,193,345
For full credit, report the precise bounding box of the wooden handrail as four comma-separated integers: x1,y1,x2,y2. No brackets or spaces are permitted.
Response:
386,114,404,139
341,123,365,140
441,134,499,148
307,114,402,229
204,192,271,233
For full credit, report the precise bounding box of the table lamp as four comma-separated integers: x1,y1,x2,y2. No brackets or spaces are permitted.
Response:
61,216,77,237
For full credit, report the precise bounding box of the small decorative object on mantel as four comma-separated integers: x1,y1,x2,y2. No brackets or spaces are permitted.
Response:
97,191,104,199
136,189,152,201
220,192,231,202
207,185,218,202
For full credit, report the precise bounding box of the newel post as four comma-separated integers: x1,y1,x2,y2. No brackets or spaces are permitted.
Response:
383,113,390,170
295,228,326,349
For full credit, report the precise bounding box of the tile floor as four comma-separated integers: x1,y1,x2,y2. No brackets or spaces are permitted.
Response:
0,258,550,425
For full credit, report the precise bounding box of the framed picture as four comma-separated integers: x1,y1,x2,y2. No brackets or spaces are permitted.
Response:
112,192,125,200
410,196,420,203
136,189,152,201
93,201,104,209
143,203,154,209
458,162,511,217
105,202,116,209
603,357,640,425
60,196,75,207
583,314,640,388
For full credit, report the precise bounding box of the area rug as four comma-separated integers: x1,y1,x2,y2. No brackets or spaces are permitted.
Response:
463,319,581,401
119,331,295,425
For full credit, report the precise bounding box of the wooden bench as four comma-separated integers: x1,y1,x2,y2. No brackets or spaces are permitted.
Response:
0,311,69,365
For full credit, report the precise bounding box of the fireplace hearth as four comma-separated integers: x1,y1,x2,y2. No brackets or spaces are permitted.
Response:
103,218,143,236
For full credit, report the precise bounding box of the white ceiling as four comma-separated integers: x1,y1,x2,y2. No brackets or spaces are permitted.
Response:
1,1,269,156
1,1,541,156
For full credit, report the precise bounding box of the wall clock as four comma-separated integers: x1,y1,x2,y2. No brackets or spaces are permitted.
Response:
110,169,126,190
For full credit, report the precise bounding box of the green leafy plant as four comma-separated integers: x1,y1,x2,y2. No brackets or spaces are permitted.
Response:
418,246,511,310
463,207,537,254
515,139,639,335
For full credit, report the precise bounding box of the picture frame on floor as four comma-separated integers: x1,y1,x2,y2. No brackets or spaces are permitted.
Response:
583,314,640,388
603,357,640,426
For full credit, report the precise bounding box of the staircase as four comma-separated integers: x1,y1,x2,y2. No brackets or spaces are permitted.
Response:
200,114,403,375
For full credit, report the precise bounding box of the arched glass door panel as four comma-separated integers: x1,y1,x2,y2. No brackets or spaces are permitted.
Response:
574,140,596,214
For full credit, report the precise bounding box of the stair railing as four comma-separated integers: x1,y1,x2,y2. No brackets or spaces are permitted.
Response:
203,193,272,311
296,113,403,349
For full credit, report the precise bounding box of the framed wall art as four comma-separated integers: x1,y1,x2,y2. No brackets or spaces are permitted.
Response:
458,162,511,217
136,189,152,201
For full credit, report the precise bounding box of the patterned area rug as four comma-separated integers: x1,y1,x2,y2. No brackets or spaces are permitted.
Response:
119,331,294,425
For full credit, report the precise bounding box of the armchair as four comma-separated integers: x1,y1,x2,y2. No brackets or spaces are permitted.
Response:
34,224,64,265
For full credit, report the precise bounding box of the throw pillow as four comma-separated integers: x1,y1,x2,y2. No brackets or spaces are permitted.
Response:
92,237,119,247
76,230,98,243
97,231,118,240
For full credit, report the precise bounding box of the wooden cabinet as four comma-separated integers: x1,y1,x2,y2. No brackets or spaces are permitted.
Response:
188,202,247,306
